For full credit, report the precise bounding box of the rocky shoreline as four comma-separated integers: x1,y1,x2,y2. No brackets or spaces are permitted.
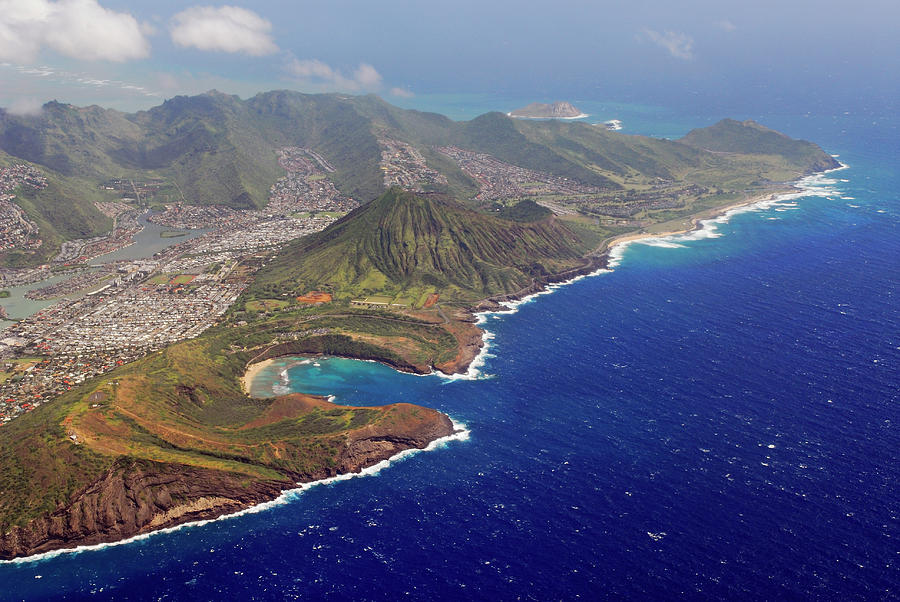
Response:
238,256,609,386
0,399,454,560
2,176,831,561
471,256,608,314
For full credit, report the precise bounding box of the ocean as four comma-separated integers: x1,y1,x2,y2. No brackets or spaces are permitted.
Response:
1,102,897,600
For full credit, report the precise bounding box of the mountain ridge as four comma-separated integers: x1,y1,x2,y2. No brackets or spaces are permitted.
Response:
250,188,590,302
0,91,839,272
0,96,843,558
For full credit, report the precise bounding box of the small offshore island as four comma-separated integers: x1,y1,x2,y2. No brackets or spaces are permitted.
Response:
0,91,838,559
509,101,587,119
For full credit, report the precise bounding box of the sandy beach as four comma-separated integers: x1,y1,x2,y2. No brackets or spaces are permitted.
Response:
241,358,276,396
602,190,793,254
507,112,589,120
238,191,794,393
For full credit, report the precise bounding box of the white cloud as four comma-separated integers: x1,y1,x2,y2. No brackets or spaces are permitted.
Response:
389,87,414,98
170,6,277,56
7,97,44,116
0,0,150,63
641,28,695,60
154,72,181,92
286,58,383,91
714,19,736,32
353,63,382,89
288,58,336,80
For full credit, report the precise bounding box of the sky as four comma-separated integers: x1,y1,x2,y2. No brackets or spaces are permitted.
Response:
0,0,897,116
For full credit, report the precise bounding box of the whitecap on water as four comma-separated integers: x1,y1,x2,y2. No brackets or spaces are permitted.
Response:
443,266,609,380
440,165,850,387
636,240,686,249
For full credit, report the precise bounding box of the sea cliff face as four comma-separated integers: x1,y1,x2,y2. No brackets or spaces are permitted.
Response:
0,406,454,560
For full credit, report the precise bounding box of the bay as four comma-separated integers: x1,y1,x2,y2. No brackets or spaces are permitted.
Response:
1,106,897,601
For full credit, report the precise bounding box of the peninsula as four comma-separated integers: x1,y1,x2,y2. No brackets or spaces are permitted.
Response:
509,101,587,119
0,92,839,559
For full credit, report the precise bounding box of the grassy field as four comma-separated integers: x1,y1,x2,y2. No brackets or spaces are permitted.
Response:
0,306,463,529
245,299,290,312
1,357,44,383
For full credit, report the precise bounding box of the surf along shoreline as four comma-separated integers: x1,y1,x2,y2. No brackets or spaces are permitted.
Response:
7,170,840,564
2,419,471,566
217,171,846,571
244,169,844,394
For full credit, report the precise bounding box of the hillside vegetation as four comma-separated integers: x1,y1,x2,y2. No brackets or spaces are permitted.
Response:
0,98,842,557
0,92,838,268
250,189,590,302
680,119,839,172
0,318,455,558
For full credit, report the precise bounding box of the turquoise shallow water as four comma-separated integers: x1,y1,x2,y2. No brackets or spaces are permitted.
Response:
1,107,897,600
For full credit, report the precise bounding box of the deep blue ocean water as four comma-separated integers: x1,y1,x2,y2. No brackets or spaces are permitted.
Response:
1,105,897,601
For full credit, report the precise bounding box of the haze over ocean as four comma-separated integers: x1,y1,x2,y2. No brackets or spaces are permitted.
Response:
2,98,897,600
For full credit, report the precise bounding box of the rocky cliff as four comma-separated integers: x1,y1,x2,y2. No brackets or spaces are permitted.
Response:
0,406,454,560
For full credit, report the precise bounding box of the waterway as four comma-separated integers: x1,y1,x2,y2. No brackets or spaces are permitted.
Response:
87,212,205,265
1,212,206,329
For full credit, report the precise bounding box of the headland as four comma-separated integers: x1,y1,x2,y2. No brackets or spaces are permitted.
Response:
0,92,840,560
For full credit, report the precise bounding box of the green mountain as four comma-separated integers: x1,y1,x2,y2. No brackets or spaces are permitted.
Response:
0,147,113,266
251,189,590,302
680,119,840,173
0,91,839,268
0,97,844,558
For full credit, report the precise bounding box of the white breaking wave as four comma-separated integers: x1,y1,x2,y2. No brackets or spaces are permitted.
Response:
434,329,495,381
271,384,292,396
611,162,849,261
9,165,850,564
438,162,850,381
637,240,687,249
3,419,470,565
434,265,613,381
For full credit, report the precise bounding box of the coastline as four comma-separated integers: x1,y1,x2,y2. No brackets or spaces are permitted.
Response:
2,418,470,565
242,178,844,392
436,167,848,379
241,357,275,395
601,190,794,255
507,112,589,120
8,165,843,562
219,166,851,562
